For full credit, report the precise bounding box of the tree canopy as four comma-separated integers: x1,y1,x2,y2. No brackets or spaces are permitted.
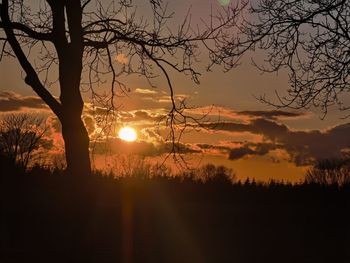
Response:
227,0,350,116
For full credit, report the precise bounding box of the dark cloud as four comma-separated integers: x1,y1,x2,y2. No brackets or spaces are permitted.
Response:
196,140,279,161
202,119,350,166
251,119,289,140
228,143,278,160
254,143,276,155
281,124,350,166
201,119,288,141
186,106,307,123
197,144,231,152
228,147,255,160
238,110,304,120
0,91,47,112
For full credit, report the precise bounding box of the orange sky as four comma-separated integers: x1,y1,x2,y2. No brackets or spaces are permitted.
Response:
1,0,350,182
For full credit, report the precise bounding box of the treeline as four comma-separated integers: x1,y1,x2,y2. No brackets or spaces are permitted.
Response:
1,160,349,263
2,153,350,189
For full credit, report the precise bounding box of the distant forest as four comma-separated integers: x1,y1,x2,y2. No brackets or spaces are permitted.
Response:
1,157,350,262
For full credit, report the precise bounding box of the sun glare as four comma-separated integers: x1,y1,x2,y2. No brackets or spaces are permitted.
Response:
118,127,137,142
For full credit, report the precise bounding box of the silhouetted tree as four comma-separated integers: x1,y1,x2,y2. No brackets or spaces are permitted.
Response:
225,0,350,116
0,113,46,170
0,0,244,176
305,158,350,186
194,163,236,183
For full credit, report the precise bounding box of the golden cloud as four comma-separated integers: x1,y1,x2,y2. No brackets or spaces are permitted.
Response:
134,88,158,94
115,53,128,64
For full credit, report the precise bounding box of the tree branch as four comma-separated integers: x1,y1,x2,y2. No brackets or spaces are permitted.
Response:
0,1,62,118
0,21,52,41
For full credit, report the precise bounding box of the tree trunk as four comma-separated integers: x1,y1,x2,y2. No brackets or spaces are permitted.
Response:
58,52,91,177
58,46,91,177
61,114,91,177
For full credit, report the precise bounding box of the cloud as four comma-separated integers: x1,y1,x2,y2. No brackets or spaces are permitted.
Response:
279,124,350,166
195,143,231,156
185,106,242,121
200,118,288,141
237,110,306,120
0,91,48,112
197,143,231,151
38,115,65,158
137,94,172,104
120,110,165,123
228,143,277,160
46,115,61,133
228,147,255,160
93,138,198,157
115,53,128,64
200,118,350,166
134,88,158,94
186,106,307,122
83,116,96,135
84,102,166,124
157,96,172,103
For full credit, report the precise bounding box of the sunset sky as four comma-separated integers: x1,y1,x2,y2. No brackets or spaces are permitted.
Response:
1,0,350,182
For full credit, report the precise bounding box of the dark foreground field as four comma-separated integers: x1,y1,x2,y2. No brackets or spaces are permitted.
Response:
1,171,350,263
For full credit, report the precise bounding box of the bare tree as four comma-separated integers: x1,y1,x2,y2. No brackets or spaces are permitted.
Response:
305,158,350,186
223,0,350,117
0,0,244,176
196,163,236,183
0,113,46,169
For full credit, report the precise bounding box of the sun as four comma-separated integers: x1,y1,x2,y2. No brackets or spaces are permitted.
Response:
118,127,137,142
